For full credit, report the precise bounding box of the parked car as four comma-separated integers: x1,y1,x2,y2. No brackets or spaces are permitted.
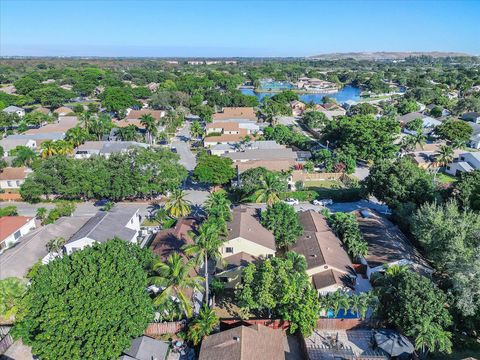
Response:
170,147,177,153
312,199,333,206
284,198,299,206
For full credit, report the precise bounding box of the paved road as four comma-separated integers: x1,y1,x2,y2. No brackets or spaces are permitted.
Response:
172,121,197,171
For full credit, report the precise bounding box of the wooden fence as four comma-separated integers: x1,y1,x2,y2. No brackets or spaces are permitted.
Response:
144,321,186,336
221,319,290,331
315,318,371,330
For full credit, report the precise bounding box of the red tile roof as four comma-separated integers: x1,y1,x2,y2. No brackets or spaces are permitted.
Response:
0,216,33,243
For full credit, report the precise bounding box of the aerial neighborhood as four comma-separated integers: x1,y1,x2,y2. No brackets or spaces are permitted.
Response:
0,53,479,360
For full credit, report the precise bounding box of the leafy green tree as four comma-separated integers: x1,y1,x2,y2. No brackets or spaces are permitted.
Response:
405,118,424,134
348,103,378,116
164,189,191,218
183,219,224,306
436,145,454,167
303,111,327,129
13,239,154,360
149,252,204,318
65,126,90,148
100,86,138,115
376,271,452,355
324,212,368,258
0,277,27,320
236,255,320,335
397,99,419,115
453,170,480,210
252,172,285,205
0,205,18,216
193,154,236,186
261,202,303,250
11,146,37,167
116,124,138,141
186,305,219,346
435,119,473,144
13,77,41,95
29,85,74,108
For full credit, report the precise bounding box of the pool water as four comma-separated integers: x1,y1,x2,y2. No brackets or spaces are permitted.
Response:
326,309,359,319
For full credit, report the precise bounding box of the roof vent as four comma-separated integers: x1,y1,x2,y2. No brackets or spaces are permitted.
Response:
233,336,240,342
310,254,317,258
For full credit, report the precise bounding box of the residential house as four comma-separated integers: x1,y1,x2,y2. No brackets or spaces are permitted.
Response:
0,85,16,95
0,216,36,253
209,140,284,156
216,206,276,288
315,103,346,119
290,100,306,116
0,167,31,190
74,141,148,159
187,61,204,65
21,115,79,139
2,105,25,117
64,207,141,255
199,324,285,360
0,138,37,157
446,152,480,175
60,84,73,91
204,133,252,147
114,109,166,129
461,112,480,124
146,82,159,92
53,106,73,116
213,107,257,121
425,104,450,117
120,336,169,360
468,122,480,149
354,209,432,278
206,121,259,136
291,210,355,294
32,106,51,115
398,112,441,135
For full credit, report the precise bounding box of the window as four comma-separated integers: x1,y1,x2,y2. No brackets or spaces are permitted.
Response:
267,254,273,259
13,230,21,240
7,181,13,187
225,247,234,253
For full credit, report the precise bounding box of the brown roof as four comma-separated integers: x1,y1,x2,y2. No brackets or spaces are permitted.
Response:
126,109,164,121
354,210,431,269
112,119,143,129
0,216,33,242
33,107,51,115
226,206,276,251
222,252,258,270
53,106,73,115
0,167,29,181
312,269,348,290
206,122,242,131
213,107,257,121
292,211,352,273
199,325,285,360
236,159,294,173
25,116,78,134
150,218,197,261
204,133,250,144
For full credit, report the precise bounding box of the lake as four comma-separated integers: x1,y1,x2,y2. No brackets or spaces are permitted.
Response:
240,85,361,104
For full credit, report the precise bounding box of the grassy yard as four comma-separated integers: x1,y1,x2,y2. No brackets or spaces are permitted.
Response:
304,180,343,189
436,172,458,184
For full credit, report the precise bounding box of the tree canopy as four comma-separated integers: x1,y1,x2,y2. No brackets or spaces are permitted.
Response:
193,154,236,186
261,202,303,250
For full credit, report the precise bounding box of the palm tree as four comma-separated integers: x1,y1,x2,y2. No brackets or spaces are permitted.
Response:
285,251,307,272
140,114,157,145
40,140,56,158
116,125,138,141
414,320,452,358
204,191,232,234
149,253,204,318
190,120,204,139
183,219,224,306
436,145,454,167
46,236,66,253
11,146,37,167
80,112,92,132
450,138,465,150
186,304,219,345
36,207,48,223
52,140,73,155
252,172,283,206
65,126,88,148
164,189,191,218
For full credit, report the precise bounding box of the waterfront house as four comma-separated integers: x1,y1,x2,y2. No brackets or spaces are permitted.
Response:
290,100,306,116
315,103,346,119
2,105,25,117
0,216,36,253
291,210,355,294
64,207,141,255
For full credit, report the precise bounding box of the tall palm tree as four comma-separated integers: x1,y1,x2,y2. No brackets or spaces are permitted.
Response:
11,146,37,167
116,125,138,141
190,120,204,139
140,114,157,145
80,112,92,132
204,191,232,234
414,320,452,358
52,140,73,155
40,140,56,158
149,253,204,318
65,126,88,148
183,219,224,306
285,251,307,272
252,172,283,206
165,189,191,218
186,304,219,346
436,145,454,167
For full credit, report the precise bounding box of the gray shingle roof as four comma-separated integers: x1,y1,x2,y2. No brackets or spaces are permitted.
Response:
68,207,138,244
2,105,23,113
121,336,169,360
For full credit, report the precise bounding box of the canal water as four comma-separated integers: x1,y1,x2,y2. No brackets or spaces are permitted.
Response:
240,85,361,104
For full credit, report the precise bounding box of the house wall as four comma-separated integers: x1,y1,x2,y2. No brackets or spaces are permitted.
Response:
0,218,36,253
317,283,346,296
74,150,100,159
64,237,97,255
460,153,480,169
220,237,275,258
125,210,141,234
0,179,25,190
216,266,244,289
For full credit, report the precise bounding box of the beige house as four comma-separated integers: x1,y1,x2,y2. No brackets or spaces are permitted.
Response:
0,167,31,190
216,206,276,288
213,107,257,121
292,210,355,294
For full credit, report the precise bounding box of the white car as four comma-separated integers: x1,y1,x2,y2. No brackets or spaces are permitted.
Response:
284,198,299,206
312,199,333,206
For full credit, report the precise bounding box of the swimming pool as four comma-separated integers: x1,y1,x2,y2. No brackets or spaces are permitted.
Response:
326,309,359,319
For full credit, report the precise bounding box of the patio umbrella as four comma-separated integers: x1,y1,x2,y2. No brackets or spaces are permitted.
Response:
373,329,414,357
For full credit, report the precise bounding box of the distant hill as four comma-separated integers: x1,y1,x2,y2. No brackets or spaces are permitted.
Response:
309,52,471,60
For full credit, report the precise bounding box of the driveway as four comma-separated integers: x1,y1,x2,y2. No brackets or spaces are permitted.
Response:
0,216,90,279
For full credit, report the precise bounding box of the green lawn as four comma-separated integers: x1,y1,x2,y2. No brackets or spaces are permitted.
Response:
304,180,343,189
436,173,458,184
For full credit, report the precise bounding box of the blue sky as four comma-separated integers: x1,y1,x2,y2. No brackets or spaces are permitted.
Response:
1,0,479,57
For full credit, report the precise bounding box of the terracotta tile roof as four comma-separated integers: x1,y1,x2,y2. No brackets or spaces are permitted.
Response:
213,107,257,121
112,119,144,129
0,216,33,243
150,218,197,261
25,116,78,134
0,167,29,181
226,206,276,251
126,109,164,121
199,324,285,360
236,159,294,173
204,133,250,144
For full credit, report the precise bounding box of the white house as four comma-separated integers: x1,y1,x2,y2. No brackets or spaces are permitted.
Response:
446,162,474,176
0,138,37,157
0,216,36,253
0,167,31,190
458,152,480,169
461,112,480,124
64,207,141,255
74,141,148,159
2,105,25,117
